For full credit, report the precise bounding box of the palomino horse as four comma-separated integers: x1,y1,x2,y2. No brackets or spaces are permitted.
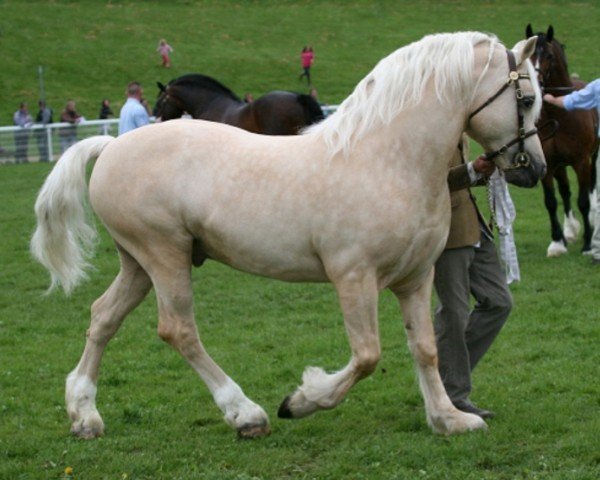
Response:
526,25,600,256
153,73,324,134
31,32,545,439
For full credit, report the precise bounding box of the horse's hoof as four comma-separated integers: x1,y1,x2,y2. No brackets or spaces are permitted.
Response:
237,422,271,439
70,423,103,439
547,240,567,257
277,395,294,419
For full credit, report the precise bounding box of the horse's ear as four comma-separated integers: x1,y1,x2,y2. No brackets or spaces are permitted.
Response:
547,25,554,42
157,82,166,93
513,36,537,66
525,24,534,38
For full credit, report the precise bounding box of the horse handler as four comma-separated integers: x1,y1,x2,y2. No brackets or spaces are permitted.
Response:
434,136,513,419
544,79,600,265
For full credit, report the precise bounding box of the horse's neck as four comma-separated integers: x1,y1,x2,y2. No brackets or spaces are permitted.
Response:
546,48,572,88
355,101,464,189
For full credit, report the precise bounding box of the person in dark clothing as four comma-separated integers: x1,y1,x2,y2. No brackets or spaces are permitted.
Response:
35,100,53,162
99,99,114,119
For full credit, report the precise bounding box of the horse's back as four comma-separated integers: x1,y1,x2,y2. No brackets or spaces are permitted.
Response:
252,91,323,135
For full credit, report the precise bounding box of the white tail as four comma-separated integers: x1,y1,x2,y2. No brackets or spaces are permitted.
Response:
30,136,114,294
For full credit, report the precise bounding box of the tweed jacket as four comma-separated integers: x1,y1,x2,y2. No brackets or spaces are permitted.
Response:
445,143,492,250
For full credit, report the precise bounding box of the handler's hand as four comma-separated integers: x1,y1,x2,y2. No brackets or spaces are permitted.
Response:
543,93,564,108
472,155,496,177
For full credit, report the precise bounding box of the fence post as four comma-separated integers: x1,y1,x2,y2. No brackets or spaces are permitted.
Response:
46,124,53,162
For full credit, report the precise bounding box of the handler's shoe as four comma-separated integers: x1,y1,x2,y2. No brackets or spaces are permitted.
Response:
453,399,496,419
591,257,600,265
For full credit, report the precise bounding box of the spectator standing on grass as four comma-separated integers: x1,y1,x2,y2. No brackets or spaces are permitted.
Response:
299,46,314,86
157,39,174,68
99,99,114,119
35,100,53,162
59,100,82,153
544,79,600,265
98,98,115,135
118,81,150,136
13,102,33,163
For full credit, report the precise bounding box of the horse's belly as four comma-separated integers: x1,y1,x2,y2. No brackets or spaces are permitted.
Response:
194,221,328,282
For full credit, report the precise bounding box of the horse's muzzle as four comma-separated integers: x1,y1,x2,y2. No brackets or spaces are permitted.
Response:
504,159,546,188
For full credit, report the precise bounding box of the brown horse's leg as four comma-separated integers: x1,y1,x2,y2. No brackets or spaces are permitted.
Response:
554,166,581,245
572,162,593,252
542,172,568,256
147,241,270,438
66,245,153,438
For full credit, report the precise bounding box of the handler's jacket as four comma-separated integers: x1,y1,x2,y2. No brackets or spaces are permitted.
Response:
445,137,492,250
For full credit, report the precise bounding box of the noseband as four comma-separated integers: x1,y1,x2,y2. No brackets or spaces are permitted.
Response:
469,49,538,170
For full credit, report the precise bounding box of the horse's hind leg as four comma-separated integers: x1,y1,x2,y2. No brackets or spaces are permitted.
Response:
149,247,270,438
392,271,486,434
543,174,568,257
278,272,381,419
572,162,593,252
66,245,152,438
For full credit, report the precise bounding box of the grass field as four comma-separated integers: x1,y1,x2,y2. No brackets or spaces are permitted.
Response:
1,1,599,124
2,1,600,479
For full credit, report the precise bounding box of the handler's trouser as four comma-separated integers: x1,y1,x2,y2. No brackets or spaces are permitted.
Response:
433,235,512,403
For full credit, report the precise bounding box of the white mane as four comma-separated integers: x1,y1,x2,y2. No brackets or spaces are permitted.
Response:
306,31,500,157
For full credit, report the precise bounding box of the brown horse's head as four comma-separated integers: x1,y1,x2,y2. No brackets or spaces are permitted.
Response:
153,81,185,120
525,25,570,89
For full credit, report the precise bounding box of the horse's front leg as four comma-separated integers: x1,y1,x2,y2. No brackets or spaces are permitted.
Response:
392,270,487,435
555,166,582,245
543,174,569,256
278,272,380,419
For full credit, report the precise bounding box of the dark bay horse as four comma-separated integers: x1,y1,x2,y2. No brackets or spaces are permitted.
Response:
154,73,324,135
526,25,599,256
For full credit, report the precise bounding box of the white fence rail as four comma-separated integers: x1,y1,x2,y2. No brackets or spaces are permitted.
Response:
0,106,338,165
0,119,121,164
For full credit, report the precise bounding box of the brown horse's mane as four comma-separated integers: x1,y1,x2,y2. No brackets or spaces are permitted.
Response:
170,74,241,102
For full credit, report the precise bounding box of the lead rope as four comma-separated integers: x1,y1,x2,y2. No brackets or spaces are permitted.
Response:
486,177,498,232
486,169,521,284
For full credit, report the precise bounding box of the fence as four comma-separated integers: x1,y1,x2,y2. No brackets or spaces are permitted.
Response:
0,119,121,165
0,106,338,165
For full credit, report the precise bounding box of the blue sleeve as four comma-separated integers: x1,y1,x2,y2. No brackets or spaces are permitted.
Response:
563,80,600,111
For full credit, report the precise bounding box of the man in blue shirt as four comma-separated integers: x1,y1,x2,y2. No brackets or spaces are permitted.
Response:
545,79,600,264
118,81,150,136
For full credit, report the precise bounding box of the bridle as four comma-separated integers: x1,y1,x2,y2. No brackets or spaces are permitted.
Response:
156,89,187,118
468,49,538,170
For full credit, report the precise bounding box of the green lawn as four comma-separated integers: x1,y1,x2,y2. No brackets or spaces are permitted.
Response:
1,1,599,479
1,1,598,123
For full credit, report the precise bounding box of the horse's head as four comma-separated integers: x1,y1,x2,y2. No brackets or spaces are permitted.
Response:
525,24,570,90
153,81,184,121
466,36,546,188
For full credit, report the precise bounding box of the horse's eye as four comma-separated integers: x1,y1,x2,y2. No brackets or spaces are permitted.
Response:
522,95,535,109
